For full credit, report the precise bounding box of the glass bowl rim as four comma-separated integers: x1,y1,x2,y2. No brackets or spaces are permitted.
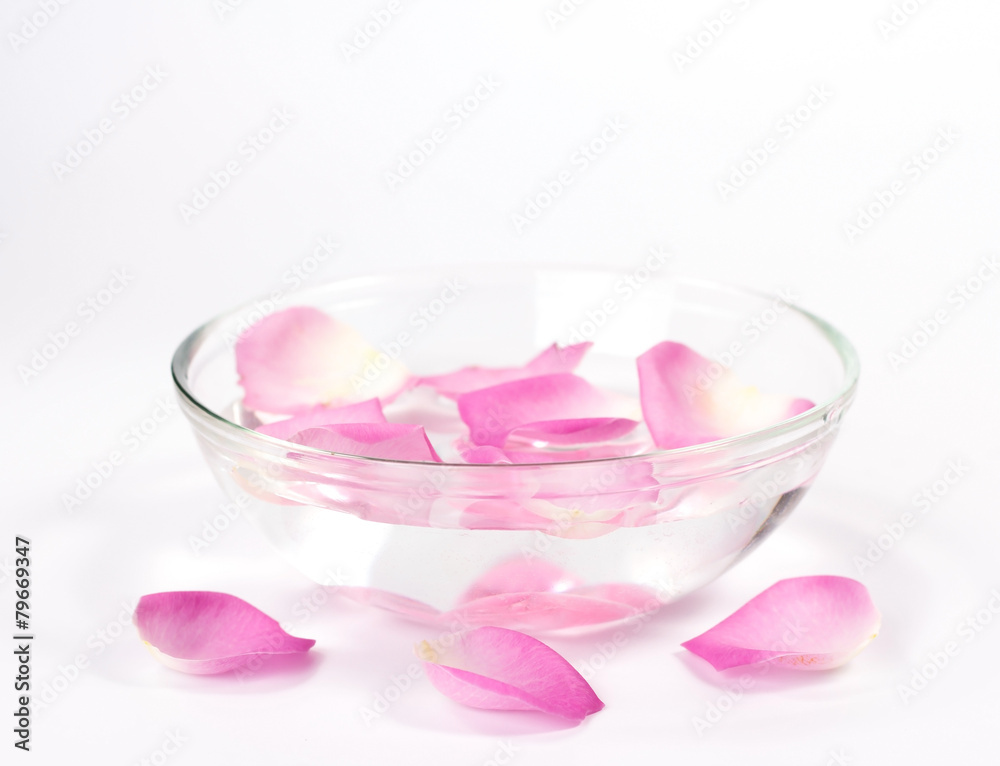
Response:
171,265,860,468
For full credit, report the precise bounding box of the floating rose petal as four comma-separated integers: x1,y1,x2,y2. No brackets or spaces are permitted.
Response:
456,440,645,465
460,499,545,530
418,342,592,399
458,373,639,448
133,591,315,675
290,422,443,462
256,398,387,441
681,576,881,671
418,626,604,721
637,341,814,449
236,307,409,414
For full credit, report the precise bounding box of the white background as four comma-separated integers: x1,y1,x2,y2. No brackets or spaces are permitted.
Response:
3,0,999,763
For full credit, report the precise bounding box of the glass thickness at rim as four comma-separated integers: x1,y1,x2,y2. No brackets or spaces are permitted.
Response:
171,266,860,468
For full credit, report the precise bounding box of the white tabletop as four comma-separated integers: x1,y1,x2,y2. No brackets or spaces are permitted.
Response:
3,1,999,763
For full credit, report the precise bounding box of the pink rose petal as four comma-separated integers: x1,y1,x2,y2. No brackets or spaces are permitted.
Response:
457,439,648,464
458,373,639,448
418,626,604,721
236,306,409,414
681,575,881,671
460,499,547,530
256,398,387,441
133,591,315,675
290,422,442,462
509,417,640,445
418,342,592,399
637,341,814,449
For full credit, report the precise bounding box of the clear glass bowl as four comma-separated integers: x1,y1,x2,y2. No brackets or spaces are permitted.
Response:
172,266,859,632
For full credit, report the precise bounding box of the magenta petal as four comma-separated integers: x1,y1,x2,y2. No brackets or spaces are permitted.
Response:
637,341,815,449
419,626,604,721
457,439,647,464
418,342,592,399
509,417,639,445
290,422,442,462
681,576,881,671
133,591,315,675
256,399,387,441
236,306,409,414
458,373,639,448
460,499,548,530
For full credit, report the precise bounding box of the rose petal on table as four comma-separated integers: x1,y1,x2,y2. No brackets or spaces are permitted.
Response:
418,342,592,399
133,591,315,675
418,626,604,721
637,341,814,449
256,399,387,441
236,306,409,414
681,575,881,671
458,373,639,448
290,422,443,462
